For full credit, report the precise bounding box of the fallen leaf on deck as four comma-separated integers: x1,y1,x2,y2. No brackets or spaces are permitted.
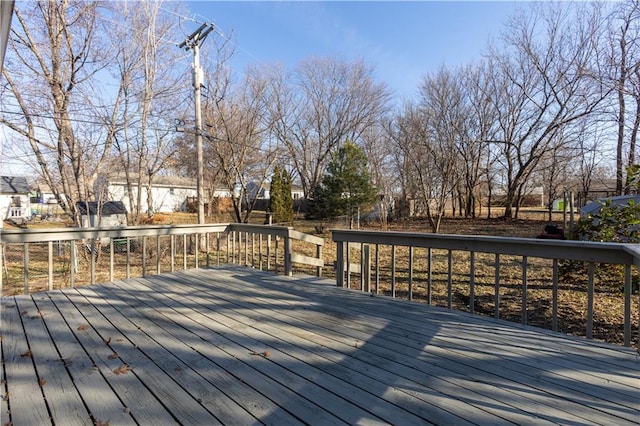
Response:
39,379,47,387
113,364,132,375
103,337,111,345
20,350,32,358
77,325,89,331
108,352,119,360
95,420,110,426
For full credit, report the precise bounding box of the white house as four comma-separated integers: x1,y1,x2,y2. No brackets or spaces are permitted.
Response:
97,174,231,214
0,176,31,224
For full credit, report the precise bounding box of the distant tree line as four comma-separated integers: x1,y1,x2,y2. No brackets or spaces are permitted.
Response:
1,1,638,230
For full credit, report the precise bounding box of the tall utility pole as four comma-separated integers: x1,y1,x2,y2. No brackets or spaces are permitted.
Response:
179,23,214,225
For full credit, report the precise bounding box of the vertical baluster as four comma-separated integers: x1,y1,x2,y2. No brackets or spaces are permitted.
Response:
126,237,131,279
494,253,500,318
587,261,594,339
552,259,559,332
156,236,161,274
623,264,632,347
109,238,114,283
447,250,453,309
426,248,432,305
70,240,76,288
48,241,54,291
183,234,187,270
170,235,175,272
522,255,528,325
143,236,148,276
90,239,96,285
374,244,380,294
206,233,211,268
408,246,414,301
391,245,396,298
469,251,475,314
23,242,29,294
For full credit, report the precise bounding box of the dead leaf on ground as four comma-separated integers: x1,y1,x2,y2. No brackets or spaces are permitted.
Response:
77,325,89,331
20,350,32,358
113,364,132,375
103,337,111,345
39,379,47,387
95,420,110,426
108,352,119,360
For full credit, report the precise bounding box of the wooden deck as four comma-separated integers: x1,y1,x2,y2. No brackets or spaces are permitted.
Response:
1,266,638,425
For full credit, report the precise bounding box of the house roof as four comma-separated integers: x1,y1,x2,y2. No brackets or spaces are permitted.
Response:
107,173,196,189
76,201,128,216
0,176,30,194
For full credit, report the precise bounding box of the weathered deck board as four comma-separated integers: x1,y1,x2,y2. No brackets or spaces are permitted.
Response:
1,265,639,425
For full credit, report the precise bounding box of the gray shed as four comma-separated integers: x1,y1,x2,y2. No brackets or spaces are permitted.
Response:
76,201,128,227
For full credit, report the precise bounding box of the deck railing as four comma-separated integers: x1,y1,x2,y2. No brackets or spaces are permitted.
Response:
0,223,324,296
333,229,640,347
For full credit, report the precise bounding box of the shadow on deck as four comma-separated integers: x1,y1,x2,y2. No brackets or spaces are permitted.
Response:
2,265,638,425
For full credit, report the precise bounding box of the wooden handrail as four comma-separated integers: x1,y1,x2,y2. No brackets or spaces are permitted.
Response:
332,229,639,347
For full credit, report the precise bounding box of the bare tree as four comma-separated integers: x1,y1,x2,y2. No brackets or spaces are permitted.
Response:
106,0,188,223
1,1,121,224
266,57,391,198
605,1,640,194
391,96,459,233
201,66,280,223
489,3,607,218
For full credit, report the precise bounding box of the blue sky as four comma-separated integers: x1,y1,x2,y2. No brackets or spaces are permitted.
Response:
185,1,525,100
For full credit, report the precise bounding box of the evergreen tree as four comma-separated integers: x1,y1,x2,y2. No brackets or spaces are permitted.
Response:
311,141,377,220
268,165,294,224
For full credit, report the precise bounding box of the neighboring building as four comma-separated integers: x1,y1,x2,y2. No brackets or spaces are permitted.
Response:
35,181,58,204
76,201,128,227
0,175,31,223
97,174,231,214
